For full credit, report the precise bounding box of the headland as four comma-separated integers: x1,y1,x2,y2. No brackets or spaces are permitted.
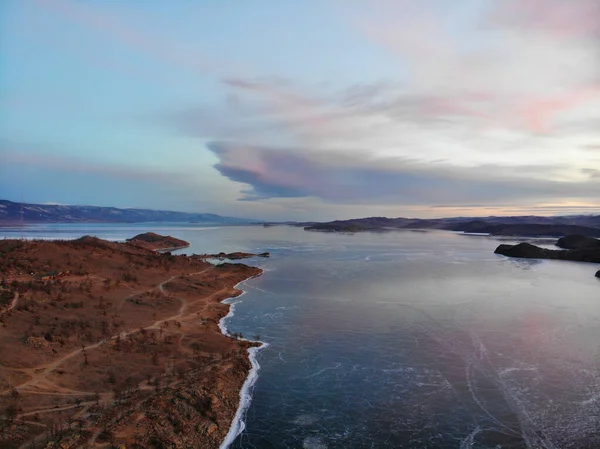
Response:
0,234,262,448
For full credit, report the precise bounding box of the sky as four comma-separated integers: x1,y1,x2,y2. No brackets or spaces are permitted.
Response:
1,0,599,221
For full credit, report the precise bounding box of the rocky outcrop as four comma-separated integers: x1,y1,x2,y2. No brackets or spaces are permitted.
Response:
25,336,50,349
596,270,600,279
556,234,600,249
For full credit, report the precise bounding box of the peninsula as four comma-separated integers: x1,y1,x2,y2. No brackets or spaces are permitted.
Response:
0,234,262,448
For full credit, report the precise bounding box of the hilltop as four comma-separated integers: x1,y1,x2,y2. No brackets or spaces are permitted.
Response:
126,232,190,251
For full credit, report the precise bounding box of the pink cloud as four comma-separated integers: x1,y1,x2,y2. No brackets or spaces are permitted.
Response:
491,0,600,39
521,85,600,133
222,78,349,144
346,0,600,134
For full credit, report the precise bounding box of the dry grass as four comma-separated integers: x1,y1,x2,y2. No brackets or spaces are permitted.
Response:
0,237,261,448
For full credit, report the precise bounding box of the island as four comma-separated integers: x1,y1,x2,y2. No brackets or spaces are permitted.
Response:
192,252,270,261
494,235,600,277
0,234,262,448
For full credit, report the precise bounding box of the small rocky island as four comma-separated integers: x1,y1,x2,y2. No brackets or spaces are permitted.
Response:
495,234,600,278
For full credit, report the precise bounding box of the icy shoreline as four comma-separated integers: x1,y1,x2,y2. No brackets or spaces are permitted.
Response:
218,273,268,449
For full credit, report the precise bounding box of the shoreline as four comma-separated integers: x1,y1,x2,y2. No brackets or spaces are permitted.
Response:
217,272,268,449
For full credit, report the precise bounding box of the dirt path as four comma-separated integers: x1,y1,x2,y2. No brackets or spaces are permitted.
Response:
2,264,235,449
18,401,96,418
1,268,215,398
7,291,19,311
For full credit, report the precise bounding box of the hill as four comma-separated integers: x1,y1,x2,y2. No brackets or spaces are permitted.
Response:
303,214,600,236
494,235,600,278
0,199,259,224
0,234,262,448
126,232,190,251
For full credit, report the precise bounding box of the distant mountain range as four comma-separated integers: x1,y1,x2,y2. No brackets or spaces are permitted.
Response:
0,200,260,225
301,214,600,237
3,198,599,237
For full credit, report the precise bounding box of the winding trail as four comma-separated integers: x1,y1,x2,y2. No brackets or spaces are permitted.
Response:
0,263,259,449
7,291,19,312
1,268,215,401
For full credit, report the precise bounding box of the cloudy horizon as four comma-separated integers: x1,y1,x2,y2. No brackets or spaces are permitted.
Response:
1,0,599,221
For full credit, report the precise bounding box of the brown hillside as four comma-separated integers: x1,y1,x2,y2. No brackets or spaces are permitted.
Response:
0,236,261,448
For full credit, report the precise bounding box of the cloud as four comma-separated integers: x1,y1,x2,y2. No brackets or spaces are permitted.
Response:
344,0,600,134
581,168,600,179
207,141,599,206
580,144,600,151
490,0,600,39
21,1,600,219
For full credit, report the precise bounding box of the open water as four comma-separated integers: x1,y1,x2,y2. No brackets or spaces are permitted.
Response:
2,224,599,448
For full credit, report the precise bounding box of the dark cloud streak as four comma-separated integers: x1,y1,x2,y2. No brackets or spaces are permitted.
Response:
207,142,599,206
